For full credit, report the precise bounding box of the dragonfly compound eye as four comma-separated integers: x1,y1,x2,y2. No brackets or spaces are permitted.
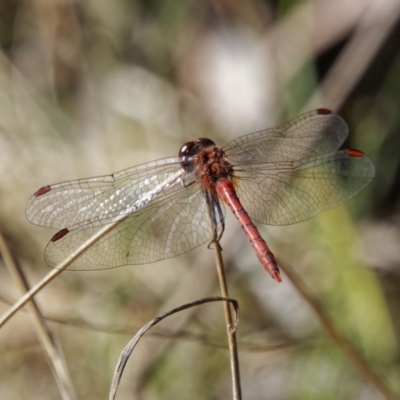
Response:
179,138,216,171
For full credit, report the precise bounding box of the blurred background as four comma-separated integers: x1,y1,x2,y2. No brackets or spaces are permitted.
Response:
0,0,399,399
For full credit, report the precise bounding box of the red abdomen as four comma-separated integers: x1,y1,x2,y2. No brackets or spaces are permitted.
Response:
215,178,281,282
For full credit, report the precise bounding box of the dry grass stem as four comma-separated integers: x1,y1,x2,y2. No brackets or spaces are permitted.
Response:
212,239,242,400
0,233,77,400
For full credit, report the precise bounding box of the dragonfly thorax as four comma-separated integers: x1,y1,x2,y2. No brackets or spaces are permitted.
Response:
194,146,233,187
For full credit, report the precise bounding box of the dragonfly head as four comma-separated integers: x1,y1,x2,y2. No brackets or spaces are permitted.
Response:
179,138,215,172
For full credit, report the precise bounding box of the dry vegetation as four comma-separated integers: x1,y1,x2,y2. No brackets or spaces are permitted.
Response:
0,0,400,399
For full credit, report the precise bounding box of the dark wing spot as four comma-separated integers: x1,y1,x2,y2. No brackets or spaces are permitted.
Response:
34,186,51,196
316,108,332,115
51,228,69,242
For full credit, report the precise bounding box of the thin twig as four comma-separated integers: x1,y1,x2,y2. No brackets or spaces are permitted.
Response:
0,233,77,400
279,259,399,400
0,169,187,328
0,215,134,328
212,239,242,400
0,291,304,353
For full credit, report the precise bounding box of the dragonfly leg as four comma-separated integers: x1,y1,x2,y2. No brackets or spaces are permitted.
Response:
204,190,224,250
215,198,225,242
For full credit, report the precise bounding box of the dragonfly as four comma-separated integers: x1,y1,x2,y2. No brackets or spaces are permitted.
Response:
26,109,375,282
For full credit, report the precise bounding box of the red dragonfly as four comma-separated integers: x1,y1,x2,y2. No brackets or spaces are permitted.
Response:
26,109,375,282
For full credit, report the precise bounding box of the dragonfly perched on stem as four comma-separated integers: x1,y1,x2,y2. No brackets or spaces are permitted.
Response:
26,109,375,282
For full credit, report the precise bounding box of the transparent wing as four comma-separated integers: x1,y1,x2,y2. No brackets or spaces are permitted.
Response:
44,184,215,270
224,110,375,225
27,108,374,269
27,157,221,270
26,157,187,229
224,109,349,163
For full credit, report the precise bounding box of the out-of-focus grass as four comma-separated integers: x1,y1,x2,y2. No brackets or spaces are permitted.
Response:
0,1,399,399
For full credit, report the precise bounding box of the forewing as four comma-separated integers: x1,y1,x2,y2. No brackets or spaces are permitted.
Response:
232,150,375,225
224,109,349,163
26,157,185,230
44,183,216,270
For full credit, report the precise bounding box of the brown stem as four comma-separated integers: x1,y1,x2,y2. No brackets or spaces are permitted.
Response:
212,239,242,400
